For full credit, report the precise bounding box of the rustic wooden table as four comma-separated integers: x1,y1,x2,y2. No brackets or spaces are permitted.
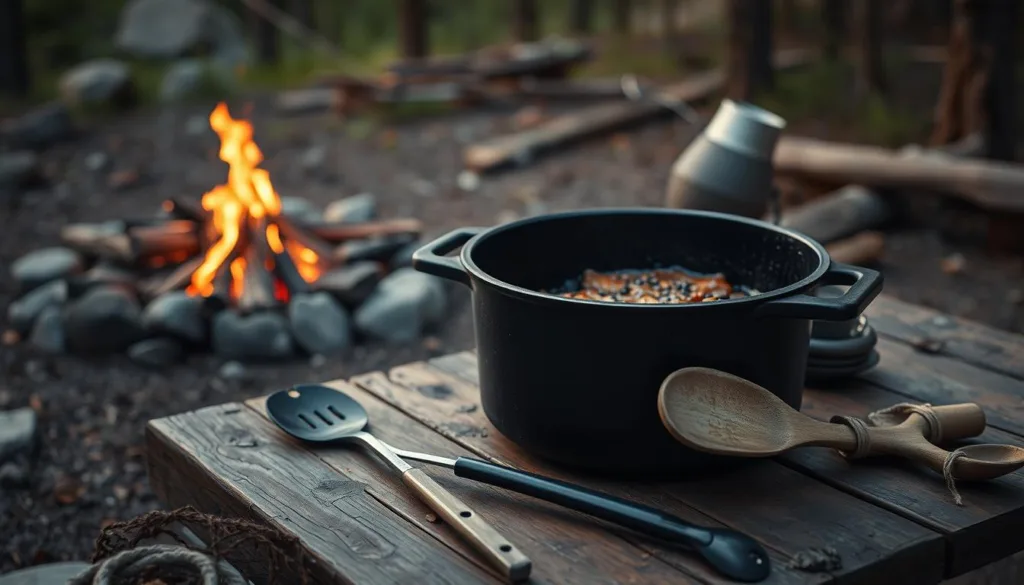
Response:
146,295,1024,585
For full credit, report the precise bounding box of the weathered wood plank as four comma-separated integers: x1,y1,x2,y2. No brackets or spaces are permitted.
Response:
790,383,1024,577
244,387,706,585
858,337,1024,437
146,403,497,585
865,295,1024,381
352,360,946,585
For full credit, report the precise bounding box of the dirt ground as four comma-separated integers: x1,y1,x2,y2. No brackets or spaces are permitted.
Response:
2,92,1023,571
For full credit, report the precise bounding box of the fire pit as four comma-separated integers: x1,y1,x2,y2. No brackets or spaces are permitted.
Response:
5,102,446,365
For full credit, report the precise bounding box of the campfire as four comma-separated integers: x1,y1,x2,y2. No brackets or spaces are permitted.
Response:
7,102,444,364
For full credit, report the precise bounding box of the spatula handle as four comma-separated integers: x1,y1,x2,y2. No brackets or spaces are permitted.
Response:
452,458,771,582
402,468,532,582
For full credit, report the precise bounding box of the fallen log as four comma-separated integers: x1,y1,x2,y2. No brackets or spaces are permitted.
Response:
276,88,341,115
464,48,815,172
303,218,423,243
825,231,885,265
773,136,1024,212
777,185,892,245
515,77,634,101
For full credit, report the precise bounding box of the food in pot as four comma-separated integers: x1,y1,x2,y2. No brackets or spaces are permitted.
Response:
548,267,760,304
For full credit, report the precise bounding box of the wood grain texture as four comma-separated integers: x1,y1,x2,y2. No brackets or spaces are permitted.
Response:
860,337,1024,437
865,295,1024,381
352,357,946,585
789,384,1024,577
146,403,498,585
245,386,707,585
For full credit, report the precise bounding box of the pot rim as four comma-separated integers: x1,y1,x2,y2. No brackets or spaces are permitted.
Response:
458,207,831,310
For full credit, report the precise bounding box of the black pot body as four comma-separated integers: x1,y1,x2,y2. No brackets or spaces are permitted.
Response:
414,209,882,477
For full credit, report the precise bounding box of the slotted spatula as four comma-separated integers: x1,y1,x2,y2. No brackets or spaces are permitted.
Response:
267,383,772,583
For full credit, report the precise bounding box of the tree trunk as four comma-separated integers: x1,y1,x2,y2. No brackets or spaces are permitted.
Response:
0,0,30,97
778,0,798,34
398,0,429,59
660,0,678,53
569,0,594,34
512,0,539,42
854,0,886,95
249,0,280,65
289,0,313,29
822,0,846,61
726,0,774,100
612,0,631,34
931,0,1015,160
981,0,1016,160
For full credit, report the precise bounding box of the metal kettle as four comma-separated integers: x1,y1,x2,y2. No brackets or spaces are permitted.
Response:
665,99,786,219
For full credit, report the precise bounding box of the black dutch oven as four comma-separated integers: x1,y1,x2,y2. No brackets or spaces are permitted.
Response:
413,208,882,477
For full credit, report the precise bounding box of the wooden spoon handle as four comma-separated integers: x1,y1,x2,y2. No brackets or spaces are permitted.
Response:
928,404,986,442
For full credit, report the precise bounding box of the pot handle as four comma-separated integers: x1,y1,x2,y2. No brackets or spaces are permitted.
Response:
412,227,484,288
754,262,883,321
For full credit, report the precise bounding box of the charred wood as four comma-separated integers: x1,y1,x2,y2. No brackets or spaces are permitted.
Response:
303,218,423,243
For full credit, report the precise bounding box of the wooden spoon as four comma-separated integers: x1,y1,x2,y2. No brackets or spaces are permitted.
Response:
657,367,1024,482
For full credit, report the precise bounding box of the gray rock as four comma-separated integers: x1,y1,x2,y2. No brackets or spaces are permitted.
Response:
59,59,134,107
8,280,67,333
0,408,37,464
128,337,183,368
0,462,28,488
142,290,206,343
337,234,418,264
185,114,209,136
218,360,248,380
300,143,327,171
212,310,293,361
11,247,83,292
63,286,145,354
323,193,376,224
160,59,204,103
67,262,137,298
0,562,92,585
389,239,422,270
354,269,446,343
29,306,64,354
288,292,352,355
314,262,382,306
0,102,74,150
0,151,39,189
83,151,110,172
379,268,446,324
116,0,248,68
280,196,321,223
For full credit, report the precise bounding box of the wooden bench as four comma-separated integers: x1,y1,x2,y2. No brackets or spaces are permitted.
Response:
146,294,1024,584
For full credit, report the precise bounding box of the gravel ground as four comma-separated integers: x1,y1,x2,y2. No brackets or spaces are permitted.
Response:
2,96,1023,572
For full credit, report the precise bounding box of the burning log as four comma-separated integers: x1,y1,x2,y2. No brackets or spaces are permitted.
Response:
303,218,423,243
139,256,205,300
272,214,334,263
61,220,201,264
238,219,282,312
161,198,208,223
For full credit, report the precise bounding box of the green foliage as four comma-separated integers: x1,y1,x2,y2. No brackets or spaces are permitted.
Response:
755,60,929,147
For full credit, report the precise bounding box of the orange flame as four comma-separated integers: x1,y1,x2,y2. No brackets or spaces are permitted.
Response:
187,102,319,298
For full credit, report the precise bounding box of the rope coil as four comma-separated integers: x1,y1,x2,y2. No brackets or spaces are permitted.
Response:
830,403,967,506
